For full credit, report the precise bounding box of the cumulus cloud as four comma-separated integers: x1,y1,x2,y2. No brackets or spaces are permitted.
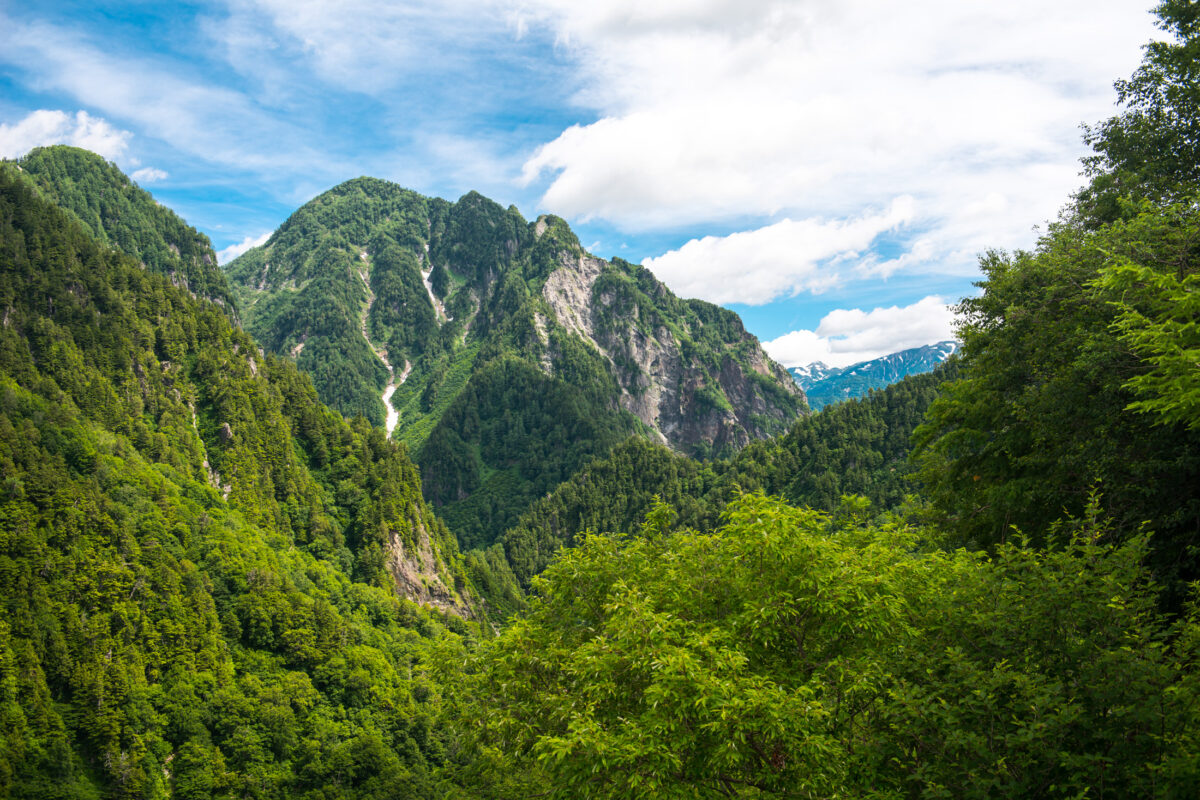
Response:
0,109,131,160
217,231,272,265
516,0,1158,294
131,167,168,183
643,196,914,305
762,296,958,369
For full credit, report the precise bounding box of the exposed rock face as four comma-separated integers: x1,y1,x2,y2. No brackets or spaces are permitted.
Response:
386,521,473,618
542,250,805,455
543,253,606,350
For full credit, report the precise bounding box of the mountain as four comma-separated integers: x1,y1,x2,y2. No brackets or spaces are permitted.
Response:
790,340,958,410
0,166,485,797
0,146,237,312
225,178,805,548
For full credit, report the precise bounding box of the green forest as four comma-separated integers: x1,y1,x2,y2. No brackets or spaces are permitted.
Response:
1,1,1199,797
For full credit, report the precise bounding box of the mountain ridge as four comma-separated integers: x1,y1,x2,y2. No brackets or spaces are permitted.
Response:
790,340,958,409
0,145,237,313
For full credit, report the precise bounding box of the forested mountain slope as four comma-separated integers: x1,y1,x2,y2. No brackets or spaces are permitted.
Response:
225,180,804,548
0,169,480,798
501,366,952,586
1,146,236,311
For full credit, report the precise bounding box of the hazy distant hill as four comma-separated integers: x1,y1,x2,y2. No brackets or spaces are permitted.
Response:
790,340,958,410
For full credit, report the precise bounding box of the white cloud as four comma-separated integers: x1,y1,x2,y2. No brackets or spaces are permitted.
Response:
0,15,338,175
131,167,168,183
211,0,509,92
217,231,272,265
0,109,131,160
643,196,914,305
763,296,957,369
516,0,1160,294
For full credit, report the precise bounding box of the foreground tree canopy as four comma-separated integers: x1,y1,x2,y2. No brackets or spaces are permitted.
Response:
913,0,1200,596
452,494,1200,799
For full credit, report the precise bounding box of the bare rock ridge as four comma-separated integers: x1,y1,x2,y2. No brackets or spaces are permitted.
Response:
542,248,802,453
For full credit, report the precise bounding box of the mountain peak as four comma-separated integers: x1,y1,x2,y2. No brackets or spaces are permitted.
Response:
223,181,805,547
2,145,236,311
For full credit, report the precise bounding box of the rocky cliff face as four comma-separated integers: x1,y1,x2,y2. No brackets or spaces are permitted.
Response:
386,519,474,618
541,248,804,455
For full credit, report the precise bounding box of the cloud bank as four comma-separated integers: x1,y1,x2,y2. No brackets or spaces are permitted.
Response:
643,197,914,305
517,0,1157,300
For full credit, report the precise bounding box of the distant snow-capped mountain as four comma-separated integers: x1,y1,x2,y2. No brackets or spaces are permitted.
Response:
790,340,958,410
788,361,839,389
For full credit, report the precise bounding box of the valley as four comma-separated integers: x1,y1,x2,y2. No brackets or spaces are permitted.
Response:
1,4,1200,796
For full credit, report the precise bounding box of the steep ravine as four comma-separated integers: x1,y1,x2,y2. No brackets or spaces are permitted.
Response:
420,242,449,322
357,253,408,436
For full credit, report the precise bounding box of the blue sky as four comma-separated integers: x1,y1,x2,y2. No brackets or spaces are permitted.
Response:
0,0,1161,367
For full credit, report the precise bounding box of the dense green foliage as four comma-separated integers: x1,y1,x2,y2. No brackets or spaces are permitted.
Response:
1099,213,1200,430
7,3,1200,795
915,1,1200,596
422,356,641,550
1,146,236,311
455,493,1200,799
915,211,1200,582
502,369,950,586
0,169,478,798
